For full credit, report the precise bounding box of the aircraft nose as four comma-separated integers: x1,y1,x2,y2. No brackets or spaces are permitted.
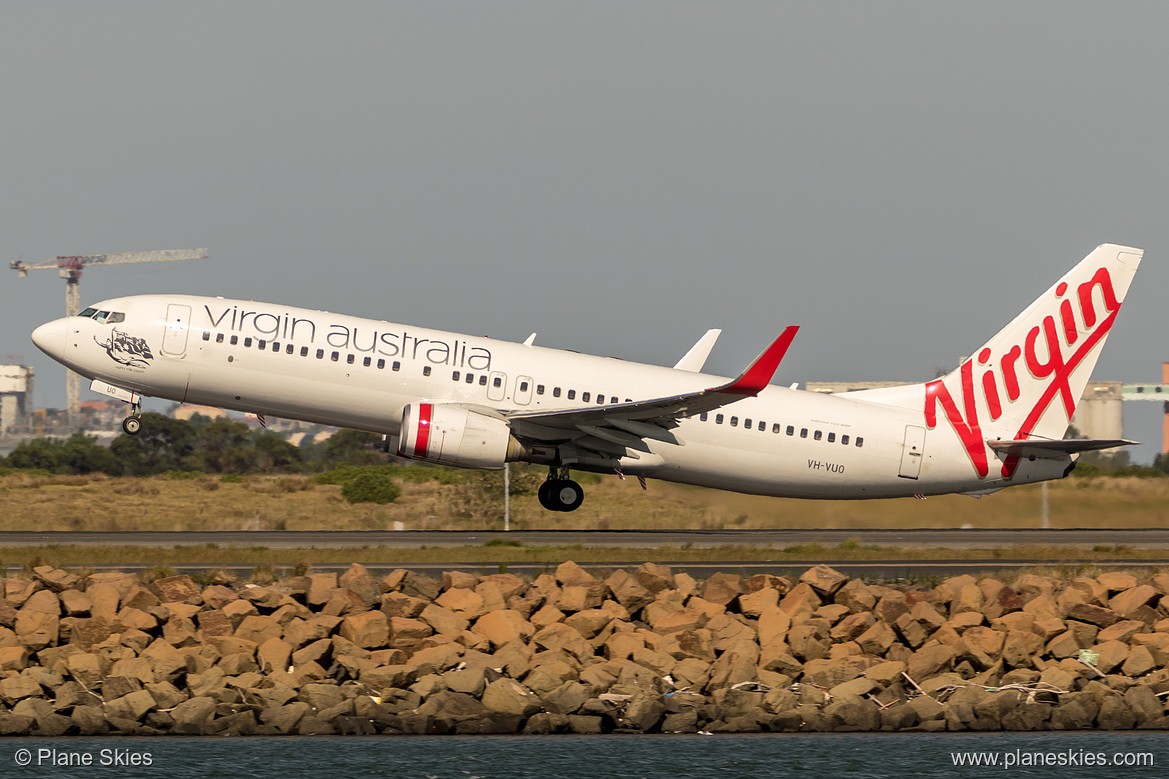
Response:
31,317,70,359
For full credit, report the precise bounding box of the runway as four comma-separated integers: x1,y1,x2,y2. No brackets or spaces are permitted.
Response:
2,527,1168,549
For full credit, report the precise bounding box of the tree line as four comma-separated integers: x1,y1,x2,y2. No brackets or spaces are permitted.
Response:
0,413,387,476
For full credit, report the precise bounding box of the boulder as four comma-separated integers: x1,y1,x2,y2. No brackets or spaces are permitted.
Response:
170,696,218,734
339,610,389,649
635,563,676,594
907,643,954,680
605,570,655,613
800,565,849,597
532,622,594,661
472,610,534,648
149,575,203,604
621,691,666,731
481,678,540,717
1110,586,1160,618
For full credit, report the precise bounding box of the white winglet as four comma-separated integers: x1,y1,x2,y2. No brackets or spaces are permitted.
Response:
673,329,721,372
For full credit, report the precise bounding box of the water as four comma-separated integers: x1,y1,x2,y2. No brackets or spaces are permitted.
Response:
2,732,1165,778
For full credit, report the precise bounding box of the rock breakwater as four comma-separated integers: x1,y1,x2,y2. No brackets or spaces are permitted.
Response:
1,562,1168,735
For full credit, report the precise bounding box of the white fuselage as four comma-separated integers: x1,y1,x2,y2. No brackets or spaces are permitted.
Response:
33,293,1069,499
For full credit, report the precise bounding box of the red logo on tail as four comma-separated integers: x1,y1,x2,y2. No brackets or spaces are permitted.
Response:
925,267,1120,478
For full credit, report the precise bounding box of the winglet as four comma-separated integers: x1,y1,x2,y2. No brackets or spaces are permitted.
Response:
713,326,799,396
674,329,722,372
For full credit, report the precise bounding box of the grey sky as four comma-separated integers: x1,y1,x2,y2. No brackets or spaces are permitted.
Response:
2,2,1166,460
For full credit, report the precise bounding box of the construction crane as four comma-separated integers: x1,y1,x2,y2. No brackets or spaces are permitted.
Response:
11,248,209,422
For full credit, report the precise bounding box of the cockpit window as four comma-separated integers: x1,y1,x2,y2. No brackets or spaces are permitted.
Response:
84,309,125,324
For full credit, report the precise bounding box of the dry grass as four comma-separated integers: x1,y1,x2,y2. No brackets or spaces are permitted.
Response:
1,470,1168,533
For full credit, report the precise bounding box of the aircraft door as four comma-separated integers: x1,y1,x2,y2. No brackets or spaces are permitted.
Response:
487,371,507,402
515,376,533,406
898,425,926,479
161,304,192,357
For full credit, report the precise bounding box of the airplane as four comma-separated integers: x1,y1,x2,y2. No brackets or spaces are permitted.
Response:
30,243,1142,512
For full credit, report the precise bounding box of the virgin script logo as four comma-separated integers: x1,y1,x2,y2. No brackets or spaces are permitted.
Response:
924,267,1120,478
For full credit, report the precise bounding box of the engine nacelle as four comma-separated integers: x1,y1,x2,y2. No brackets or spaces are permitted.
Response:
398,403,525,469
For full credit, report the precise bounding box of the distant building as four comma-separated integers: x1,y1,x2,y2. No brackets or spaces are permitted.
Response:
172,405,231,422
0,365,33,433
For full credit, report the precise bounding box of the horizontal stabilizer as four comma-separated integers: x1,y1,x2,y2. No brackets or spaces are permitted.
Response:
986,438,1138,459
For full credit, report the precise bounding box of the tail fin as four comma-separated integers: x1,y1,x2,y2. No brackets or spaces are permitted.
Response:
924,244,1142,476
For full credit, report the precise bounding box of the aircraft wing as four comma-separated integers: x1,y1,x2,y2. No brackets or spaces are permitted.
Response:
505,327,798,457
987,438,1138,459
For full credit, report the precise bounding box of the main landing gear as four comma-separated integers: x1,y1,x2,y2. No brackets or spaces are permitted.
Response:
538,467,584,512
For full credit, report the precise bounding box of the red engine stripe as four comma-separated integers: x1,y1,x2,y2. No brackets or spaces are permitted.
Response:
413,403,432,459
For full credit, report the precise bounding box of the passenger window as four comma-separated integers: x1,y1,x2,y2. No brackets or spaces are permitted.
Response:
758,421,765,432
466,373,474,384
272,342,280,352
567,390,576,400
230,335,238,346
244,337,252,347
520,381,529,392
286,344,294,354
536,385,545,395
553,387,561,398
772,423,780,434
316,349,324,359
108,313,125,324
392,361,401,371
730,416,739,427
377,359,385,369
258,340,266,349
786,426,794,436
827,432,836,443
494,377,503,388
216,333,224,343
363,356,371,367
856,437,864,447
423,366,431,377
598,395,605,405
700,413,708,422
452,371,461,381
582,392,590,402
479,375,487,386
202,331,210,341
300,346,308,357
814,430,822,441
347,354,355,364
800,428,808,438
716,414,724,424
330,351,339,361
745,418,752,428
842,435,850,445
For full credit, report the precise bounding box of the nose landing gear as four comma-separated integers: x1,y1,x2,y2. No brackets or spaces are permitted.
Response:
121,401,143,436
538,466,585,512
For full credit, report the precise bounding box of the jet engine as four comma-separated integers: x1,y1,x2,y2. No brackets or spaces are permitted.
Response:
398,403,527,469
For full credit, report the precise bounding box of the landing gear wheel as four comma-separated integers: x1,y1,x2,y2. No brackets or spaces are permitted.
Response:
538,479,585,512
122,416,142,436
553,479,584,512
538,480,557,511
